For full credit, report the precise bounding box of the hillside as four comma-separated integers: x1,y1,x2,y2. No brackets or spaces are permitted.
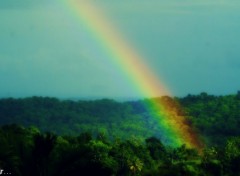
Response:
1,92,240,147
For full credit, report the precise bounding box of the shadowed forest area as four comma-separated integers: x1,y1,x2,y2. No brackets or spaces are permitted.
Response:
1,92,240,175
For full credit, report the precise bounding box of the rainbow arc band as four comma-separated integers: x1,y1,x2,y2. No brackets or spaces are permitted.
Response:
63,0,203,150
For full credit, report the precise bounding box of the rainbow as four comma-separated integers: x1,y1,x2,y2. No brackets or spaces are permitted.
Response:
62,0,202,149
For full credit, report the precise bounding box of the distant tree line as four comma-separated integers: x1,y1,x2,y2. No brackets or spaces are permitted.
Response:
1,92,240,147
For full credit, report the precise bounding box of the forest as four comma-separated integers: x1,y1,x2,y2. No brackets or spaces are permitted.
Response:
0,91,240,175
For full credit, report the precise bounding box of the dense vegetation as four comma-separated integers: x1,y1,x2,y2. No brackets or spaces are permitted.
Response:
178,91,240,146
1,92,240,146
1,92,240,175
0,97,157,142
1,124,240,176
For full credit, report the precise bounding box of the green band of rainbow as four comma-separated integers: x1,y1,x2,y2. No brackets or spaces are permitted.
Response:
62,0,203,150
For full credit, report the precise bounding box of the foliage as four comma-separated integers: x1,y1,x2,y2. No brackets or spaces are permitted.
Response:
0,125,239,175
179,92,240,146
1,92,240,146
1,92,240,174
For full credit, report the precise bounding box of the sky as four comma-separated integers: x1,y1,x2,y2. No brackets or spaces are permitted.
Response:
0,0,240,99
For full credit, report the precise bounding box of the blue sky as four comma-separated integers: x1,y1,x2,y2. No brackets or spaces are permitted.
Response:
0,0,240,98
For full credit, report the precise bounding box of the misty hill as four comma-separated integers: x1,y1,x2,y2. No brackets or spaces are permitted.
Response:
0,92,240,146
